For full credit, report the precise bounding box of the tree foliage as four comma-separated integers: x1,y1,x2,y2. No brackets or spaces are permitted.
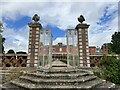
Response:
99,56,120,84
2,37,5,53
111,32,120,54
101,43,112,54
7,49,15,54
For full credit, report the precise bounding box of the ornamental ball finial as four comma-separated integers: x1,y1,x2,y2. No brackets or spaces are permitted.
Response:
32,14,40,22
78,15,85,24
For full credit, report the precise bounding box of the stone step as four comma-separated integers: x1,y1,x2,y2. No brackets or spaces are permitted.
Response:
18,75,97,85
1,82,25,90
37,68,92,74
10,78,103,89
95,81,116,89
3,80,116,90
1,66,116,90
52,64,67,67
26,72,90,79
80,78,103,88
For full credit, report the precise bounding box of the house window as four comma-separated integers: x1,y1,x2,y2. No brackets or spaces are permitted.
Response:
36,28,39,30
59,48,62,52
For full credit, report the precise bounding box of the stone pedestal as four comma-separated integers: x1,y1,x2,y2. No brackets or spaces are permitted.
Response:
27,15,42,67
76,23,90,67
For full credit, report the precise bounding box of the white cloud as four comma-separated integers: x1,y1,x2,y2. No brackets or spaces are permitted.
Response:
0,2,116,28
89,15,118,46
0,1,118,52
89,30,116,46
3,25,29,53
53,37,66,45
0,0,119,2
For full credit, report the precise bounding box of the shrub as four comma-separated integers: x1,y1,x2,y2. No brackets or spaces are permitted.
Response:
99,56,120,84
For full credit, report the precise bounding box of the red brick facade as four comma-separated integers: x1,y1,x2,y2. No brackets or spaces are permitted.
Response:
89,46,96,55
52,43,109,59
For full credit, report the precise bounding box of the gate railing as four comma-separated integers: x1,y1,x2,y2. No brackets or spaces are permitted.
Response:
0,54,28,67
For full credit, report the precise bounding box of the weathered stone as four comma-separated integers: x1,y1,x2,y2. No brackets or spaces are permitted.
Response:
2,60,117,89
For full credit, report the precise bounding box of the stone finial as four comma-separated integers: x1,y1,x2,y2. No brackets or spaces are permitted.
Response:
32,14,40,22
78,15,85,24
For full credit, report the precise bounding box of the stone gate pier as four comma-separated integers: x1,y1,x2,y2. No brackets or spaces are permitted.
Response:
75,15,90,67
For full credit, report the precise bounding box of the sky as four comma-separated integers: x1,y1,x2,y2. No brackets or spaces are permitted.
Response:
0,0,119,53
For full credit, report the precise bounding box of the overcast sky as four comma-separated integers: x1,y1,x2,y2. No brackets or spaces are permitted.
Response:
0,0,119,53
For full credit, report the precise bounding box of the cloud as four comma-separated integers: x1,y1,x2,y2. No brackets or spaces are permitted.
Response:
89,29,116,46
0,0,119,3
3,25,29,53
1,2,115,29
0,1,119,52
89,16,118,46
53,37,66,45
96,4,118,25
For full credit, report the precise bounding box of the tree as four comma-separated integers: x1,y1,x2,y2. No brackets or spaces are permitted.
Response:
99,56,120,84
111,32,120,55
2,37,5,43
0,22,5,53
4,49,16,67
7,49,15,54
6,49,16,59
2,37,5,53
101,43,112,54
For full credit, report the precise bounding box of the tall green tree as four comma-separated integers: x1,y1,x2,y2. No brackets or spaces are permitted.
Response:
2,37,5,53
0,22,5,53
111,32,120,55
101,43,112,54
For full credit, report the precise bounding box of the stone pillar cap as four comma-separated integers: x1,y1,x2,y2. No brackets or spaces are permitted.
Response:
28,14,42,28
75,23,90,29
75,15,90,29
